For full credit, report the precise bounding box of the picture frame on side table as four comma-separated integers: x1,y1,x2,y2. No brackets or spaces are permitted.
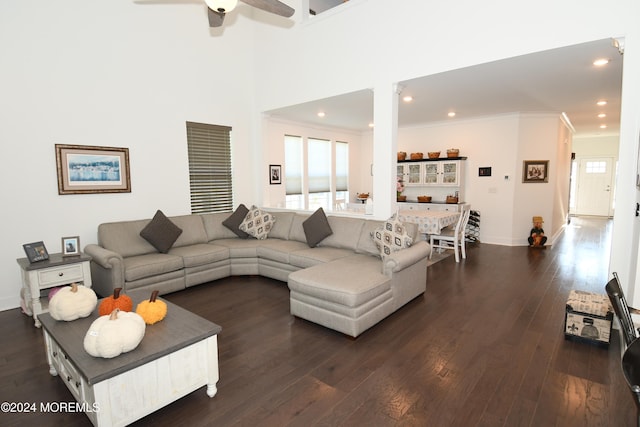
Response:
269,164,282,185
62,236,80,257
23,241,49,263
55,144,131,194
523,160,549,183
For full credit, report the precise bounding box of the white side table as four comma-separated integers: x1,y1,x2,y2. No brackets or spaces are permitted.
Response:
17,253,92,327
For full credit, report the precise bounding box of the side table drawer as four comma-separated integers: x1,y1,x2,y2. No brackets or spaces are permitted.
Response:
38,264,85,286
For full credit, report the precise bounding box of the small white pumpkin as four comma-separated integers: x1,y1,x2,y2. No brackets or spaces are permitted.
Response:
83,309,146,358
49,282,98,321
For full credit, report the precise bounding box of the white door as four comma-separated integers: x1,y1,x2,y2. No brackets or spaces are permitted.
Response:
574,157,615,216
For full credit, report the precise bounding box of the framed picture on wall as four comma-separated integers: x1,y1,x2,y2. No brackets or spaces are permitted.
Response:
269,165,281,185
55,144,131,194
523,160,549,183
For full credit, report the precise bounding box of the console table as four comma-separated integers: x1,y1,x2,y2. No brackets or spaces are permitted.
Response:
17,253,92,327
38,299,222,427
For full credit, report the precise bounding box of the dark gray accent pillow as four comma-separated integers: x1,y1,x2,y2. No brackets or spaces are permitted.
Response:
222,204,250,238
140,210,183,253
302,207,333,247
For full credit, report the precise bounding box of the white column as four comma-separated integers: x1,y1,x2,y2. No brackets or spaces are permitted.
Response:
372,82,400,219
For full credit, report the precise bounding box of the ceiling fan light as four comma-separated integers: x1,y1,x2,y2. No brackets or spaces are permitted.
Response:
204,0,238,13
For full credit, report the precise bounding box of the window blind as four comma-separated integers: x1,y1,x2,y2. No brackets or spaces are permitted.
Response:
336,141,348,192
308,138,330,193
186,121,233,214
285,135,302,195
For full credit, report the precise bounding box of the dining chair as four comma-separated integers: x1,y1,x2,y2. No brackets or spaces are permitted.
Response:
623,338,640,427
605,272,640,348
429,207,471,263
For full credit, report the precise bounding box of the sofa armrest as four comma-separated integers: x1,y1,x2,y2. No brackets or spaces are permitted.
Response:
383,241,430,276
84,244,125,297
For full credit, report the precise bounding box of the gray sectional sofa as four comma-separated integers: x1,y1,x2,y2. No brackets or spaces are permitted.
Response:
84,209,430,337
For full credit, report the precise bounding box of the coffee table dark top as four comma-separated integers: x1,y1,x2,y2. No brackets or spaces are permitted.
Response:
38,298,221,385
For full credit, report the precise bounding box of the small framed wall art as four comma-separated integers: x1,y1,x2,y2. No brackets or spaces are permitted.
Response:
55,144,131,195
23,241,49,263
269,164,282,185
523,160,549,183
62,236,80,257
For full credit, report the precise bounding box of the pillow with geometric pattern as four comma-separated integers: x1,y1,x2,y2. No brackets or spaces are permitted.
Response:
239,206,275,240
371,214,413,260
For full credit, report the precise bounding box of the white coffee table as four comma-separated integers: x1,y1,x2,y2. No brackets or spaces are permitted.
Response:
38,298,222,427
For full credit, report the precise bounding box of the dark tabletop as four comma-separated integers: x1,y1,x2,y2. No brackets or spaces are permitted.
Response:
38,298,222,385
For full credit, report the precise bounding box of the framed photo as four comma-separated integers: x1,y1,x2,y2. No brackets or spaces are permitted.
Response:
55,144,131,195
62,236,80,257
23,241,49,263
269,164,281,185
523,160,549,183
479,167,492,177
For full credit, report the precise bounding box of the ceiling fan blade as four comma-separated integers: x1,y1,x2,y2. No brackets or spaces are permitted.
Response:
207,8,226,27
240,0,294,18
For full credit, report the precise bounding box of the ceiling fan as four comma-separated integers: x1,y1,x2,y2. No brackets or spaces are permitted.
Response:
204,0,294,27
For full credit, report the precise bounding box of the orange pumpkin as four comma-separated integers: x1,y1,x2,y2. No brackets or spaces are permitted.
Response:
98,287,133,316
135,290,167,325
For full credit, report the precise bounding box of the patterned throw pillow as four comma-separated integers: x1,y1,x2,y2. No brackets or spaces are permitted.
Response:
371,214,413,259
239,206,275,240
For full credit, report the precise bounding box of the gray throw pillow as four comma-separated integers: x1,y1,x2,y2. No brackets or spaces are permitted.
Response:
140,210,183,253
222,204,250,238
302,207,333,247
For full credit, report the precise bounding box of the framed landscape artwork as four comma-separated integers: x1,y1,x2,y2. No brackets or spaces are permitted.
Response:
55,144,131,194
522,160,549,183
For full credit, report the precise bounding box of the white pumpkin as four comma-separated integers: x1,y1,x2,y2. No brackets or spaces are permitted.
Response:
83,309,146,358
49,282,98,321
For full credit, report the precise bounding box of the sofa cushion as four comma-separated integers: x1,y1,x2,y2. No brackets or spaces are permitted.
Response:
139,210,183,253
289,246,356,269
222,204,250,238
168,243,229,267
289,213,310,243
256,239,309,264
123,253,184,282
239,206,275,240
317,216,365,251
212,238,262,258
264,210,295,240
201,212,241,241
372,214,413,260
356,219,384,256
288,255,391,308
168,214,209,247
303,208,333,247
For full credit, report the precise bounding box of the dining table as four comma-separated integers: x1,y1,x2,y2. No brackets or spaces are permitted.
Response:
398,209,461,236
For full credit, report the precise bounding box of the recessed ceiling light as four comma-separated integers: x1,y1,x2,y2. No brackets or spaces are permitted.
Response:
600,124,607,129
403,95,413,103
317,112,325,118
448,112,456,118
597,100,607,106
593,58,610,66
598,113,606,118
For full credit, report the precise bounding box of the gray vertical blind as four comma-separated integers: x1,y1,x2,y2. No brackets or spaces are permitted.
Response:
186,121,233,214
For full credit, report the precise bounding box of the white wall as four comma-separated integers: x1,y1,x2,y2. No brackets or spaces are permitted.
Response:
0,0,258,310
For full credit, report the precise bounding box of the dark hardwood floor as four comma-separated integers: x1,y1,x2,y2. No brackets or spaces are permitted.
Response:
1,216,635,426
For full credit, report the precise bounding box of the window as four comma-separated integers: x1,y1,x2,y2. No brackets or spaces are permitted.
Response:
185,121,233,214
585,161,606,173
284,135,349,211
